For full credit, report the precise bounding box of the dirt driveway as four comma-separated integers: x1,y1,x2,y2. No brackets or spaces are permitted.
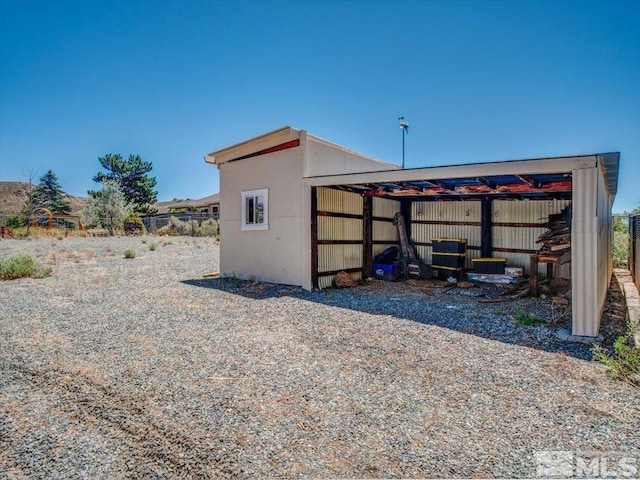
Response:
1,236,638,478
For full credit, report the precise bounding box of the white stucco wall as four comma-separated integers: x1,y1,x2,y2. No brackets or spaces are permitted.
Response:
304,135,399,177
219,146,306,286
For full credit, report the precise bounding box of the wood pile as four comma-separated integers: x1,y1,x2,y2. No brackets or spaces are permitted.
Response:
536,206,571,256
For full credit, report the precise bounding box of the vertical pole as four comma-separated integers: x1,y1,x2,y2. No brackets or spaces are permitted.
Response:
400,199,412,241
363,196,373,279
402,128,405,169
481,196,493,258
311,186,319,290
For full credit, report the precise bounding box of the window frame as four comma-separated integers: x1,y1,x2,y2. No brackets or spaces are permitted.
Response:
241,188,269,231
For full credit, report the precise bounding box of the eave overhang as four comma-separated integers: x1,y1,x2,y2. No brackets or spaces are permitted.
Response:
204,126,301,166
305,154,618,202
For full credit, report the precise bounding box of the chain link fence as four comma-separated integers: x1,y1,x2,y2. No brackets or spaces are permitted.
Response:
142,213,219,236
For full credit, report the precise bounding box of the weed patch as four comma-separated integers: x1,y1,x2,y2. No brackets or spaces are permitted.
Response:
512,302,545,326
592,324,640,386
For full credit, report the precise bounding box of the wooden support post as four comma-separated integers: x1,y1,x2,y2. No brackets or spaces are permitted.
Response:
481,196,493,258
311,187,319,289
400,199,412,241
363,196,373,279
530,254,539,296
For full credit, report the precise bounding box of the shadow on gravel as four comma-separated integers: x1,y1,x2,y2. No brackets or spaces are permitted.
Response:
181,277,609,361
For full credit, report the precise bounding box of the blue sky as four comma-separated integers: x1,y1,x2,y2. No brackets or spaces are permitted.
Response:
1,0,638,211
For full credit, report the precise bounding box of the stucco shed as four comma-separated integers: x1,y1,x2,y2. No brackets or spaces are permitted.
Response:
205,126,619,337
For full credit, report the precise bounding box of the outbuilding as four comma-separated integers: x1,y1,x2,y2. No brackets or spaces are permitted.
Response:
205,126,619,338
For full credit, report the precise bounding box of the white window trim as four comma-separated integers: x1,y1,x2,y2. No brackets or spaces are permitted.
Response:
241,188,269,231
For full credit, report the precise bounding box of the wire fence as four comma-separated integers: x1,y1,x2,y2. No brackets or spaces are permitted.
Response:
141,213,219,234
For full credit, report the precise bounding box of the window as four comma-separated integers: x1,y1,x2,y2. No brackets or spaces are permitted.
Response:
241,188,268,230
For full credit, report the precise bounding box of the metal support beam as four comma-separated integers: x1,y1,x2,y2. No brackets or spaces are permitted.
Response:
311,186,319,289
481,196,493,258
400,199,412,242
476,177,498,190
516,175,542,188
363,196,373,279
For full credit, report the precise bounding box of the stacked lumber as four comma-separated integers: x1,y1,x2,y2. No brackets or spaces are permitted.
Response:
536,206,571,255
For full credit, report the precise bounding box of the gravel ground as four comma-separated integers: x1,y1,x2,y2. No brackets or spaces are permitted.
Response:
1,236,638,479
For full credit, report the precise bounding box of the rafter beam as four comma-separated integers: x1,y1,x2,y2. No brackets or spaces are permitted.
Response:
516,175,542,188
476,176,498,190
432,180,457,194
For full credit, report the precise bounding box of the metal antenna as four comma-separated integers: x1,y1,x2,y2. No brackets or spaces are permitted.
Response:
398,117,409,168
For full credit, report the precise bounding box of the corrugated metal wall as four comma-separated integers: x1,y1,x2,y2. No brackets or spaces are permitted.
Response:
595,167,613,334
372,197,400,256
317,187,363,289
492,199,572,276
411,201,481,269
571,166,599,336
410,199,572,274
317,187,362,215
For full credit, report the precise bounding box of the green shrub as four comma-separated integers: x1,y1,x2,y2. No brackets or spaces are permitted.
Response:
197,219,219,239
124,212,146,235
0,255,52,280
161,216,219,238
613,231,629,268
149,243,157,251
167,216,190,235
124,249,136,259
592,326,640,386
6,215,26,228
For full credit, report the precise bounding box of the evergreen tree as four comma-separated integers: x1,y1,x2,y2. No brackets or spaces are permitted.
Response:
91,154,158,214
30,170,71,214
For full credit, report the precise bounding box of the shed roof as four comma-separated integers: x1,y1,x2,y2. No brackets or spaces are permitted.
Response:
306,153,619,202
203,126,619,202
203,126,397,170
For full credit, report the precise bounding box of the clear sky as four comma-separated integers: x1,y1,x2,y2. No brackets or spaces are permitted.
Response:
1,0,638,211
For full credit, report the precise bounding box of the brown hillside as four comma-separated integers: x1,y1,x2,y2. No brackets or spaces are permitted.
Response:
0,181,87,216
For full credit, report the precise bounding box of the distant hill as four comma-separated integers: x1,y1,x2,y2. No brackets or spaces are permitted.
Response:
0,181,87,217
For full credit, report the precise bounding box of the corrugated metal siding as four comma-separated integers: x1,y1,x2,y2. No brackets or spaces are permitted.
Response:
317,187,362,215
595,168,611,335
318,216,362,240
372,197,400,258
373,221,397,242
412,201,481,268
572,166,599,336
411,199,574,274
373,197,401,219
316,187,363,289
493,199,572,276
318,245,363,289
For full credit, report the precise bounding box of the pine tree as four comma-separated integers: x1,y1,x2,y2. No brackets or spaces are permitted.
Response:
31,170,72,214
91,154,158,214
